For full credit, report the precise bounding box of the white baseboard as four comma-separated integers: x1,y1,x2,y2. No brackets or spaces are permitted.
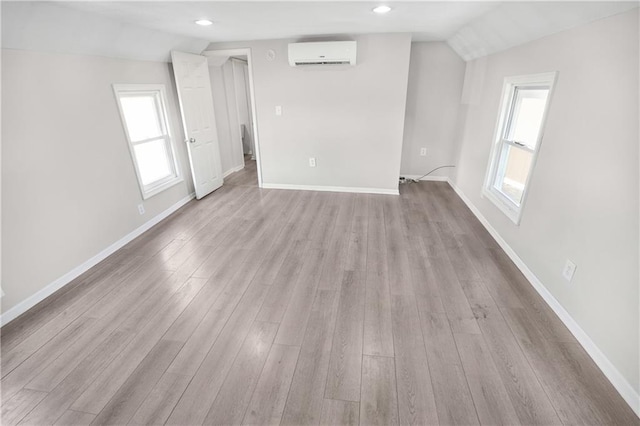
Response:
401,174,449,182
223,164,244,178
262,183,399,195
0,192,196,326
446,179,640,417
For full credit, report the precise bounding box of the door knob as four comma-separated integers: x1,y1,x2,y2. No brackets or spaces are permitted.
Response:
189,138,196,143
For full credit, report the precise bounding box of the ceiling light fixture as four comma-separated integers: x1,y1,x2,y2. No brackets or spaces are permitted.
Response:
372,5,391,14
195,19,213,26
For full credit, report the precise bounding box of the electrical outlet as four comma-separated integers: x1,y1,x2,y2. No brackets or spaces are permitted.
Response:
309,157,316,167
138,204,145,215
420,147,427,156
275,106,282,116
562,259,577,282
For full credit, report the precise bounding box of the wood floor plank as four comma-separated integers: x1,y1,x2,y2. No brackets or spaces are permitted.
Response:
166,244,275,377
475,313,561,425
366,195,385,241
459,279,504,322
459,235,524,308
317,194,356,291
281,290,338,425
345,194,369,271
69,277,206,414
1,388,47,425
156,275,230,344
410,265,445,315
275,248,327,346
192,236,251,279
386,247,414,296
320,399,360,426
128,372,192,425
360,355,399,426
18,330,134,425
363,268,394,357
271,190,305,223
454,333,521,426
307,197,339,250
325,271,366,402
420,312,479,425
252,223,301,287
0,261,111,353
243,344,300,425
190,214,241,249
165,283,270,425
204,321,278,425
24,269,185,394
490,249,575,343
1,259,144,378
429,260,481,334
257,240,308,323
555,341,639,424
2,316,96,401
391,294,438,425
212,186,264,218
501,307,638,425
82,260,170,320
91,339,183,425
54,410,96,425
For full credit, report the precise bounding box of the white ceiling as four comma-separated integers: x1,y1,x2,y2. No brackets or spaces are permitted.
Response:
2,1,638,62
449,1,639,59
1,1,210,62
53,1,501,42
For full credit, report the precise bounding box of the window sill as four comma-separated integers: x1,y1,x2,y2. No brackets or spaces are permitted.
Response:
482,187,522,225
141,176,184,200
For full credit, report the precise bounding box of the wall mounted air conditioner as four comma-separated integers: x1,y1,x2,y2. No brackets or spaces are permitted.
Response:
288,41,357,66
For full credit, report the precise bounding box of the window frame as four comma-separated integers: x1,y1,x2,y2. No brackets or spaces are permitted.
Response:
482,72,558,225
113,84,182,200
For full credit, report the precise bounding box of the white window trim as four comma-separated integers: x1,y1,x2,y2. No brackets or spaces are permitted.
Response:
482,72,558,225
113,84,183,200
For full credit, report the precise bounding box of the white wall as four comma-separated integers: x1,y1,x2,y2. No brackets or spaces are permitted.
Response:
209,59,250,177
1,49,194,314
232,59,254,156
452,9,639,396
210,63,240,175
400,42,466,179
207,34,412,193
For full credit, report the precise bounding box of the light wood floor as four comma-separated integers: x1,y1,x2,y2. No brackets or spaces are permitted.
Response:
224,155,258,188
1,174,637,425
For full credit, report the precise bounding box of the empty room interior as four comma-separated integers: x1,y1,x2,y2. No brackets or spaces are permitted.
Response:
1,1,639,425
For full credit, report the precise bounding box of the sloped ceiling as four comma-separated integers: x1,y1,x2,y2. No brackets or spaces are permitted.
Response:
2,1,638,63
448,1,639,60
1,1,211,62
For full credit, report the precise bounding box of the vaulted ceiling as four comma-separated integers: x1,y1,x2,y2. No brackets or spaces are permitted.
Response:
2,1,637,62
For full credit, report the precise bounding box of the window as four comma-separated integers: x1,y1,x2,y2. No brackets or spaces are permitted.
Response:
483,72,557,224
113,84,182,199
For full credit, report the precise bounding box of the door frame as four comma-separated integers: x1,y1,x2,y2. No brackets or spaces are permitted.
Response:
202,48,263,188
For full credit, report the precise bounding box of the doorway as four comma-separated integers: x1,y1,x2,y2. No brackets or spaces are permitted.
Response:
204,48,261,188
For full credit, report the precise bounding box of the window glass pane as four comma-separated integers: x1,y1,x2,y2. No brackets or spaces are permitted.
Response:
133,139,173,186
505,88,548,149
120,94,163,141
494,144,533,205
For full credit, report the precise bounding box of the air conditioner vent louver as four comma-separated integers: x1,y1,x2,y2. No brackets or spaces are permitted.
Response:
288,41,357,67
294,60,351,66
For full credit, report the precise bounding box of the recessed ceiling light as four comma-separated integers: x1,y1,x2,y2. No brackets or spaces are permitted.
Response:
372,6,391,14
195,19,213,26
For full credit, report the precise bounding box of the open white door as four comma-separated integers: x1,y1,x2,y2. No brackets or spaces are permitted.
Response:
171,51,223,199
